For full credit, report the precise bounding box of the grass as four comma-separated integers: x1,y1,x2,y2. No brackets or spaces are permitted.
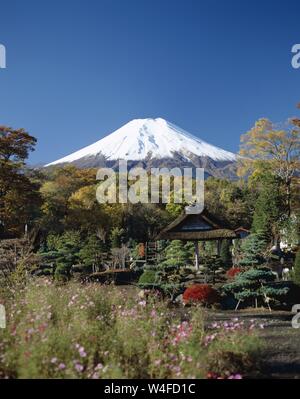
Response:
0,278,262,379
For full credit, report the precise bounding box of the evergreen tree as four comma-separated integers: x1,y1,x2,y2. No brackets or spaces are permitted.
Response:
222,267,289,309
40,231,82,280
184,241,196,265
79,235,105,271
139,240,192,300
110,227,125,248
251,174,284,245
161,240,190,270
220,239,233,268
238,233,267,267
203,241,216,257
202,255,223,284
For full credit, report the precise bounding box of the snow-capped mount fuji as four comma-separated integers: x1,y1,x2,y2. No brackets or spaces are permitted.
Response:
46,118,238,179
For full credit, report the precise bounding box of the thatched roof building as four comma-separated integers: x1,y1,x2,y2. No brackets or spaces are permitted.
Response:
157,207,238,241
157,205,238,269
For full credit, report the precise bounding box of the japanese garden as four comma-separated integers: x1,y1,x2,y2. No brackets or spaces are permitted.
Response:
0,108,299,379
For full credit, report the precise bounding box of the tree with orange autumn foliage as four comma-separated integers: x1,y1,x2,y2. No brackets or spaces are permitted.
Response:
0,126,42,237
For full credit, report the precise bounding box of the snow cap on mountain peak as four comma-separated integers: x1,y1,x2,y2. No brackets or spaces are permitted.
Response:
46,117,237,166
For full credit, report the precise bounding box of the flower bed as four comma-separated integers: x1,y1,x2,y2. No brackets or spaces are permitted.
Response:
0,278,261,379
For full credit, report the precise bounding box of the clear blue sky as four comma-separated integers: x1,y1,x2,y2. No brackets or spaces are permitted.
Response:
0,0,300,164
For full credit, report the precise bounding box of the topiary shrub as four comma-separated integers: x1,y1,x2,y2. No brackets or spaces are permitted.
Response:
54,263,70,282
222,266,289,309
226,267,242,279
138,265,186,300
183,284,219,306
138,269,157,285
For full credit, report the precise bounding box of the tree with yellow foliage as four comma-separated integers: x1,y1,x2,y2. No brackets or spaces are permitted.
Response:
238,117,300,216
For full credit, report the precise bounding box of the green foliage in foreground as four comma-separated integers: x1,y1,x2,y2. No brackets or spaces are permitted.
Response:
0,279,262,379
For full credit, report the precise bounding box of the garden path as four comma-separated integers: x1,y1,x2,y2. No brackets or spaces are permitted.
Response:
206,310,300,379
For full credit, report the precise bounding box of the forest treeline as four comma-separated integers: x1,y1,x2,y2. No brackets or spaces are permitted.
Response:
0,108,299,275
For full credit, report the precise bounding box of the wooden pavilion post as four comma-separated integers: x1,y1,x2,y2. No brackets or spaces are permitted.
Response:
194,240,199,270
217,239,222,256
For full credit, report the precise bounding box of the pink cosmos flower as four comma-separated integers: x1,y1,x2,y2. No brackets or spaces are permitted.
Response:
228,374,242,379
78,347,87,357
75,363,84,372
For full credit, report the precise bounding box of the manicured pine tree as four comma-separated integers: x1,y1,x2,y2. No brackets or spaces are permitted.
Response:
202,255,223,284
238,233,267,267
161,240,190,270
222,266,289,309
150,240,190,299
184,241,196,265
79,234,106,272
251,174,283,247
220,239,233,269
40,231,82,280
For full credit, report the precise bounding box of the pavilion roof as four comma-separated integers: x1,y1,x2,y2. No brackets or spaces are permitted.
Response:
157,207,238,241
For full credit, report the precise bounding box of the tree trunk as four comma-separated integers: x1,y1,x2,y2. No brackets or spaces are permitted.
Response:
194,241,199,270
286,179,291,217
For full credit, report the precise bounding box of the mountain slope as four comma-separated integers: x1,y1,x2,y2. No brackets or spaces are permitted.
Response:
45,118,238,178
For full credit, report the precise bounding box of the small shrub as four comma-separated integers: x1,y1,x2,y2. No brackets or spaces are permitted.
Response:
54,263,70,282
226,267,242,279
183,284,219,305
138,269,157,285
